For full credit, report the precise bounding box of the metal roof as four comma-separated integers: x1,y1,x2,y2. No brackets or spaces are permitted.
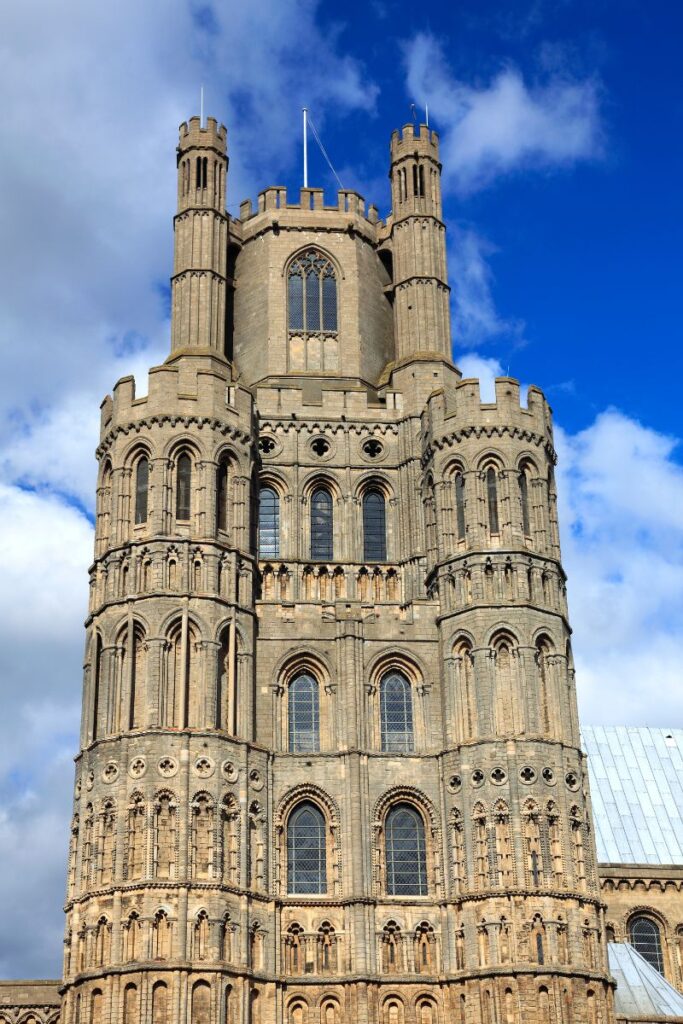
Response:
582,726,683,865
609,942,683,1020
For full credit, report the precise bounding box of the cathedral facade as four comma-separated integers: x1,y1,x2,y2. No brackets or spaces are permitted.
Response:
4,114,683,1024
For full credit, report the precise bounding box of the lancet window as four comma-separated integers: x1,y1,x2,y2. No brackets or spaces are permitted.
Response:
486,465,500,535
134,456,149,525
287,801,327,894
258,486,280,558
363,489,387,561
310,487,333,560
385,803,427,896
380,670,414,752
288,672,320,752
288,250,338,335
455,471,466,541
176,452,192,521
191,794,215,880
216,455,230,533
154,793,177,879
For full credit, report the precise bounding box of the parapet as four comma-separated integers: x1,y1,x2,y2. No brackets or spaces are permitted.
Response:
426,376,554,442
390,123,440,162
236,186,383,237
178,116,227,155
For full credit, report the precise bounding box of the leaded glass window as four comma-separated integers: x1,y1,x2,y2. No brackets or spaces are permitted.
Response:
380,671,414,752
288,251,337,334
289,673,319,752
455,473,466,541
258,487,280,558
519,470,530,536
134,457,149,525
385,804,427,896
287,802,327,894
363,490,386,561
629,916,664,974
176,453,192,521
311,488,333,560
486,467,499,535
216,458,229,533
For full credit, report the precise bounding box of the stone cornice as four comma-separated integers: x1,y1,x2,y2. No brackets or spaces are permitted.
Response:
97,415,253,458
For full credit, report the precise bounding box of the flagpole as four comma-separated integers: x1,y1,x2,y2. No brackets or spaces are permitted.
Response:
303,107,308,188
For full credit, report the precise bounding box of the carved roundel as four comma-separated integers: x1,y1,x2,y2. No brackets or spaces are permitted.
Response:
74,777,82,799
222,760,239,783
520,766,537,785
491,767,507,786
471,769,485,788
447,774,462,794
542,767,556,786
361,437,385,462
102,761,119,784
85,770,95,791
158,756,179,779
258,435,280,458
309,435,334,460
250,768,264,791
194,756,215,779
565,770,580,792
128,757,147,780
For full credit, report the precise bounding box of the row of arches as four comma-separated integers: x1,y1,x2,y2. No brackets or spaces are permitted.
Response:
69,792,239,897
258,484,387,562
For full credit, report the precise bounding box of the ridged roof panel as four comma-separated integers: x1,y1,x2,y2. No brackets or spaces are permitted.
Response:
582,726,683,865
609,941,683,1019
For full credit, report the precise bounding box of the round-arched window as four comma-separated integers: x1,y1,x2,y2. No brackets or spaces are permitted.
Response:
258,486,280,558
287,802,327,894
288,673,319,753
385,803,427,896
629,915,664,974
363,490,386,561
380,671,414,753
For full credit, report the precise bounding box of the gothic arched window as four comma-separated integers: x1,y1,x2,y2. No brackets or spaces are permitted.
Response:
363,490,386,561
629,916,664,974
134,456,149,525
310,488,333,560
258,486,280,558
288,250,337,335
385,803,427,896
287,801,327,894
519,467,531,536
216,456,230,533
455,472,466,542
176,452,192,521
289,673,319,752
380,671,414,752
486,466,499,535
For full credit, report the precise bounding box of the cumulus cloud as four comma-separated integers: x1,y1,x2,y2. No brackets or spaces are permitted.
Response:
449,227,526,350
404,32,603,194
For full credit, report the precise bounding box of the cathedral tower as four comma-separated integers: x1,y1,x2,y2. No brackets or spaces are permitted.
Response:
62,113,615,1024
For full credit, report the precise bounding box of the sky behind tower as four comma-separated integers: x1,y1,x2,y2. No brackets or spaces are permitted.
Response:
0,0,682,978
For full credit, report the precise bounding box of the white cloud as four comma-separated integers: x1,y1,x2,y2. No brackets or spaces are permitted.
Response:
457,352,504,402
556,411,683,726
449,227,526,350
404,32,603,194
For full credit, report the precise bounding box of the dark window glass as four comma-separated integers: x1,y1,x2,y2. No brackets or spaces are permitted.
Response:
216,459,229,532
305,269,321,331
363,490,386,561
380,671,413,752
288,673,319,752
519,471,530,536
630,917,664,974
536,932,545,965
287,802,326,894
455,473,466,541
134,457,149,525
258,487,280,558
486,467,499,534
385,804,427,896
322,275,337,331
288,273,304,331
176,453,192,521
311,488,333,560
288,251,337,334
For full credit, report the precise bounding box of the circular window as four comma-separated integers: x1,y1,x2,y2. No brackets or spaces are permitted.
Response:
565,771,580,792
520,766,537,785
542,767,556,785
362,438,384,460
491,767,507,785
310,436,334,459
259,435,277,455
471,769,485,787
448,774,462,793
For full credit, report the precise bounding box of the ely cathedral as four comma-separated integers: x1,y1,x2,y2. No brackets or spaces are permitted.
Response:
2,115,683,1024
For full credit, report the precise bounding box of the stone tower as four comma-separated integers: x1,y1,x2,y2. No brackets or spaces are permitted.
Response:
61,117,615,1024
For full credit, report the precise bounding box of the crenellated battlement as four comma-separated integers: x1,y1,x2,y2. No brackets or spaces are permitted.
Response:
425,376,554,441
390,122,440,162
236,185,381,230
99,357,253,443
177,115,227,154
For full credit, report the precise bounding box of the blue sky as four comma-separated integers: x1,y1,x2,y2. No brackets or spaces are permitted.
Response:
0,0,682,979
